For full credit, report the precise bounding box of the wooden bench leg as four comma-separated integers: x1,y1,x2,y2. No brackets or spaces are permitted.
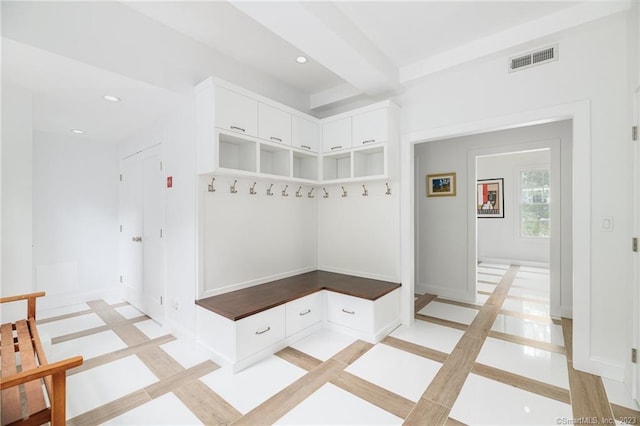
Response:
50,371,67,425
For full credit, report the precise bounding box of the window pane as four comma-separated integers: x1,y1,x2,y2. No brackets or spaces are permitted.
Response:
520,169,550,238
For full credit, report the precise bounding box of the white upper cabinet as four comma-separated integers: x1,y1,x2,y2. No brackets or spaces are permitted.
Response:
352,108,388,147
292,115,319,152
259,103,291,146
322,117,352,153
215,86,258,137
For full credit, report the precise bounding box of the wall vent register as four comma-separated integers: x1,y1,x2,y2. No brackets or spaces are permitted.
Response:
509,44,558,72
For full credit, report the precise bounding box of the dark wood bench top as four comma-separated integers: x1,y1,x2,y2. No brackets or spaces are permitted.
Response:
196,270,401,321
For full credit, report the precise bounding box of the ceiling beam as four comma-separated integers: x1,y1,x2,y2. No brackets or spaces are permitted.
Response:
230,1,401,103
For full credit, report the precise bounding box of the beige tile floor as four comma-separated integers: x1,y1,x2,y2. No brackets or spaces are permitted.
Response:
19,264,640,425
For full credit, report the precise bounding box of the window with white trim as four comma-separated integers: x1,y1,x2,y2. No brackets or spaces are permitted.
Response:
520,169,550,237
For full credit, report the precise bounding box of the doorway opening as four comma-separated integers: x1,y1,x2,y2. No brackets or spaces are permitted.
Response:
412,120,571,320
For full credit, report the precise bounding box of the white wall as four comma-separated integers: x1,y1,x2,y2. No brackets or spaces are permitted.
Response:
402,13,631,379
477,149,551,264
317,181,399,282
201,177,317,295
1,83,33,322
32,131,120,307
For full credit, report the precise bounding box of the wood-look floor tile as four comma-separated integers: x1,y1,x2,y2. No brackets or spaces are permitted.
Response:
566,360,615,422
488,330,566,355
414,314,469,332
415,293,438,311
137,346,185,379
112,323,151,347
232,359,344,426
446,416,468,426
330,371,415,419
561,318,573,361
66,389,151,426
68,352,118,375
499,309,554,324
37,309,94,324
422,335,484,408
472,362,571,404
404,397,451,425
331,340,373,366
611,403,640,423
174,379,242,425
434,298,481,311
145,360,219,399
114,334,176,358
381,336,448,363
477,290,493,297
275,346,322,371
51,316,147,344
464,309,499,341
87,300,128,324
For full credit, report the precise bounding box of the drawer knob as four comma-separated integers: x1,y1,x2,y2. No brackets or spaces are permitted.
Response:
299,309,311,316
255,326,271,335
342,309,355,315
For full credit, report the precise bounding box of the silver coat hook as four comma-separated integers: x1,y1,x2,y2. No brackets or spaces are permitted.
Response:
230,179,237,194
308,188,315,198
296,186,303,198
208,177,216,192
250,182,257,195
362,184,368,196
322,188,329,198
282,185,289,197
341,186,347,197
267,183,274,196
385,182,392,195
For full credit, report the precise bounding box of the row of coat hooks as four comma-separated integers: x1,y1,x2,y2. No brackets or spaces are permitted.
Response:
207,178,392,197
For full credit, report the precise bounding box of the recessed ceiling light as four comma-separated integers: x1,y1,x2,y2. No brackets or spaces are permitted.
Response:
71,129,84,134
103,95,121,102
296,56,308,64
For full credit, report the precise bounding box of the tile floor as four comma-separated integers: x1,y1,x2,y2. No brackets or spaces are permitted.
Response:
15,263,639,425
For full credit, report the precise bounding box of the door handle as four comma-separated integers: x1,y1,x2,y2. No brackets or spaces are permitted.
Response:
131,236,142,242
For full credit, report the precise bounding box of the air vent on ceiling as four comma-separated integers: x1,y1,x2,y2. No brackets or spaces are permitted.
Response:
509,44,558,73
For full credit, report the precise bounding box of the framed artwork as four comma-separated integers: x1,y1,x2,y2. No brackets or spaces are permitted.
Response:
427,173,456,197
477,178,504,218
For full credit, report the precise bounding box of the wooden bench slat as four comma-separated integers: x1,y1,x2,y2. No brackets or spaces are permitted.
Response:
1,322,22,425
28,318,53,398
15,320,47,418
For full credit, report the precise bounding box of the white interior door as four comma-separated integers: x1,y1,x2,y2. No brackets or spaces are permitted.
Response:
120,145,165,324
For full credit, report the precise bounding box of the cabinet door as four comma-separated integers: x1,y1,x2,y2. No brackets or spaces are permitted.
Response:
215,86,258,137
322,117,352,153
292,115,319,152
259,103,292,146
352,108,388,147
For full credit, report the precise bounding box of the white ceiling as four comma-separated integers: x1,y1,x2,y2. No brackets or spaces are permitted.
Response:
1,0,631,143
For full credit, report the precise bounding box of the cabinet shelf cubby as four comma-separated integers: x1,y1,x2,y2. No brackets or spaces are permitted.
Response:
260,143,290,177
323,152,351,181
219,132,257,173
293,151,318,181
353,145,385,178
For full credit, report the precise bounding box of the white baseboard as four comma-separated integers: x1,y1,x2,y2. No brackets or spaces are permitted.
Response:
417,283,475,304
478,257,550,268
37,287,123,311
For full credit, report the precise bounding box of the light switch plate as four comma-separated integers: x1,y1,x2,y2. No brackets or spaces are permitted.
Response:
601,216,613,232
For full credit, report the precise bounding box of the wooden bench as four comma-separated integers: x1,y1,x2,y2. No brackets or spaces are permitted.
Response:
0,292,84,425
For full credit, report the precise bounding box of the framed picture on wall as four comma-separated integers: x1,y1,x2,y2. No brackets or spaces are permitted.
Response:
477,178,504,218
427,173,456,197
